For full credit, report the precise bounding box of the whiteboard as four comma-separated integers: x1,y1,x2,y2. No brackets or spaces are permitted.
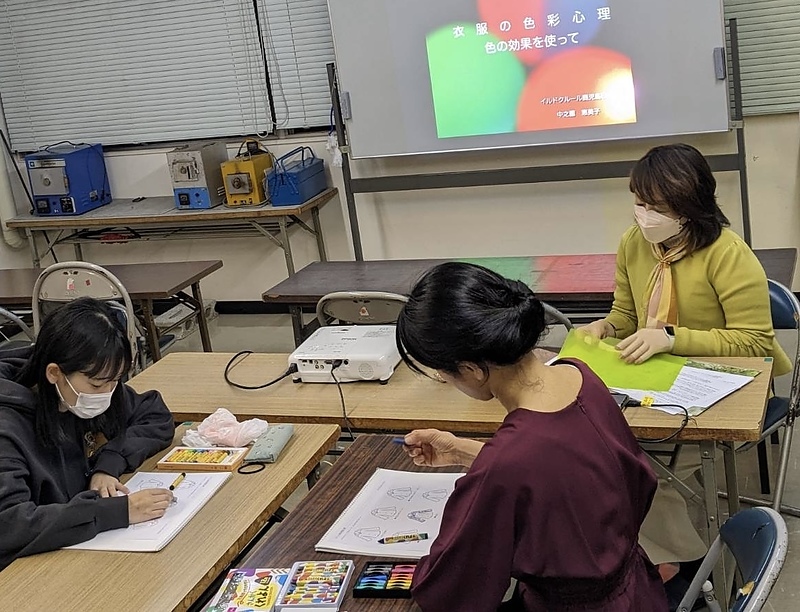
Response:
327,0,730,158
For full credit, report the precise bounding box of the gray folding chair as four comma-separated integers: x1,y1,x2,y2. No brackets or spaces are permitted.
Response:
677,507,787,612
32,262,145,374
316,291,409,326
0,306,35,349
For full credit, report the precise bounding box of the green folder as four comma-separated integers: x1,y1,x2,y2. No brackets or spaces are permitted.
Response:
557,329,686,391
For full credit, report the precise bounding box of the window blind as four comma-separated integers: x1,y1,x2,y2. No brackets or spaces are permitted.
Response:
0,0,272,150
725,0,800,115
258,0,336,130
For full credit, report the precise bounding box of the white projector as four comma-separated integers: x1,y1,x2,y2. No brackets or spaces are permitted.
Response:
289,325,401,383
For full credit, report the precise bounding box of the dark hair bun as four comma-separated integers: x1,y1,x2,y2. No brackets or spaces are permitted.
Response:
396,263,547,375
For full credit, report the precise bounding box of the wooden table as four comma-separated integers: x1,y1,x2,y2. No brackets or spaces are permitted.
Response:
0,423,340,612
0,260,222,361
130,351,773,597
237,434,450,612
129,352,773,442
7,188,336,275
262,249,797,344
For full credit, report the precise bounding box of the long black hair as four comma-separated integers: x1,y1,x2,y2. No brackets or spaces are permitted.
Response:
629,143,730,252
16,297,133,447
396,262,546,377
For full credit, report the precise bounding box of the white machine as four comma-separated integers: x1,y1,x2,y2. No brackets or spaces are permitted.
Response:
289,325,401,383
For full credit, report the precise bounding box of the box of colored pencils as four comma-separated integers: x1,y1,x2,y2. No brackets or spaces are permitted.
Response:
156,446,248,472
352,561,416,599
275,560,354,610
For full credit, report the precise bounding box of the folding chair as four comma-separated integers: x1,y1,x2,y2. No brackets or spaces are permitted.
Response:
32,262,145,374
542,302,574,330
734,279,800,516
0,306,35,349
677,507,787,612
316,291,408,326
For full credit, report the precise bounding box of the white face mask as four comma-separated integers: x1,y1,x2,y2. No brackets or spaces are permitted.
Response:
56,376,117,419
633,206,684,244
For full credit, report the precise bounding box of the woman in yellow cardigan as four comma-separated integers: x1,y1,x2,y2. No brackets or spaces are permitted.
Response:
583,143,791,597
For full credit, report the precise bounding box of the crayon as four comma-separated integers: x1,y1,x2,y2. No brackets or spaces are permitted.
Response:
391,437,407,445
378,532,429,544
169,472,186,490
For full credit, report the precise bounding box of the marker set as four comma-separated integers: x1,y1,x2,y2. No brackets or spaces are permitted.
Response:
275,560,354,610
352,562,416,599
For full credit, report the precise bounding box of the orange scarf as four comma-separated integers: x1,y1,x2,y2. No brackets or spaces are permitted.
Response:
644,241,688,329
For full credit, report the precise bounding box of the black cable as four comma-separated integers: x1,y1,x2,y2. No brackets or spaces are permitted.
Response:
224,350,297,389
623,400,691,444
251,0,278,128
330,361,355,441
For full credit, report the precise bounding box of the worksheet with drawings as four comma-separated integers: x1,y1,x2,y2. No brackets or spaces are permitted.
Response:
315,468,464,559
66,471,230,552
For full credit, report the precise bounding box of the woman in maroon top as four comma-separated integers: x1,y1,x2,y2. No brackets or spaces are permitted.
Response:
396,262,668,612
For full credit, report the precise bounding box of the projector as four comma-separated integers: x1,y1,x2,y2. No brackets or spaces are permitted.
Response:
289,325,401,383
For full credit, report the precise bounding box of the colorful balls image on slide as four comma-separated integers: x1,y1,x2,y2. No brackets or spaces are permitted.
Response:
516,46,636,132
426,23,526,138
477,0,609,66
477,0,545,65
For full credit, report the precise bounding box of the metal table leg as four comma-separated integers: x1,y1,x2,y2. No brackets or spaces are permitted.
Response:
190,281,213,352
140,299,162,362
290,305,305,347
310,206,327,261
278,217,295,275
700,440,727,602
25,228,40,267
721,442,740,517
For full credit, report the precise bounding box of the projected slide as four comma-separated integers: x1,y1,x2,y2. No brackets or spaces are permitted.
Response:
328,0,729,157
426,0,636,138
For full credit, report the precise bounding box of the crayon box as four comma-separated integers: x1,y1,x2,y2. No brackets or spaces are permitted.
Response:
204,568,290,612
275,560,354,611
156,446,248,472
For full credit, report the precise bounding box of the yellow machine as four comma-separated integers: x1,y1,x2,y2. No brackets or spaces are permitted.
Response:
221,139,274,206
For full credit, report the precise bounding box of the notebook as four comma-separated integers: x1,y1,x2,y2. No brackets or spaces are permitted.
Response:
67,471,230,552
315,468,463,559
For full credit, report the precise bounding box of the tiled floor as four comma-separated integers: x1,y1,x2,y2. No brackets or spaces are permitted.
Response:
166,314,800,609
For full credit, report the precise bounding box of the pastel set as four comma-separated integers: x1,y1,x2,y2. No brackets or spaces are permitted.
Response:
352,561,416,599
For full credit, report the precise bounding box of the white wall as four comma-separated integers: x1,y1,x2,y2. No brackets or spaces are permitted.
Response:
1,114,798,299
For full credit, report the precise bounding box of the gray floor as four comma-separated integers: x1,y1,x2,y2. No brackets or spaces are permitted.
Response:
166,315,800,609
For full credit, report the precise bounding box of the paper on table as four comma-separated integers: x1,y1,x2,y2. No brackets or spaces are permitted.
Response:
558,329,686,391
614,360,757,416
67,471,230,552
315,468,463,560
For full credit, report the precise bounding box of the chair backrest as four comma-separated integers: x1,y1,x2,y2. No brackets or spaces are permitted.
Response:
542,302,573,330
677,507,787,612
0,306,35,349
317,291,408,326
767,279,800,332
768,279,800,414
32,262,141,373
724,507,788,612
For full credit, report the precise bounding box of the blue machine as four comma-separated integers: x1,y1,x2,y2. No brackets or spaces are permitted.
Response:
25,143,112,216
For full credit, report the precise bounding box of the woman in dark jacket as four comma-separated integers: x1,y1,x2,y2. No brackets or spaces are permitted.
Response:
0,297,175,569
